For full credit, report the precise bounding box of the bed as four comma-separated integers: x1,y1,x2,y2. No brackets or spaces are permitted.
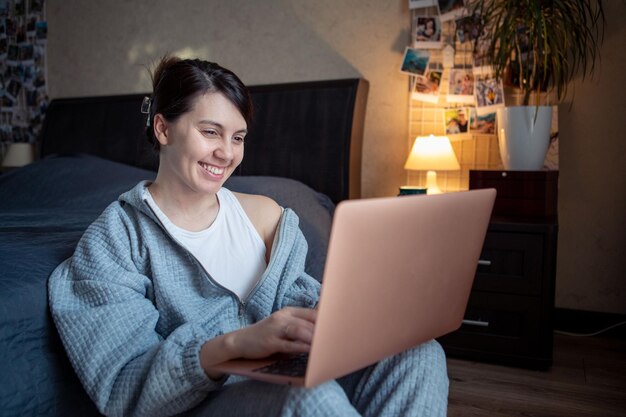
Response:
0,78,369,417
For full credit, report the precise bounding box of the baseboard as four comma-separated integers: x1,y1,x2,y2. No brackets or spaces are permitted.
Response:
554,308,626,339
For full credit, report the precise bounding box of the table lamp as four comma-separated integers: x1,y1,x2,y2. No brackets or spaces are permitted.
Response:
404,134,460,195
2,142,35,170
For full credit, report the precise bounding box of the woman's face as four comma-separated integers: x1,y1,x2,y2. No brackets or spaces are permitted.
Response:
154,92,247,197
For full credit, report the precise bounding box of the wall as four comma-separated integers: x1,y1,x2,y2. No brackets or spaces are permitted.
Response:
47,0,625,314
556,1,626,314
47,0,411,199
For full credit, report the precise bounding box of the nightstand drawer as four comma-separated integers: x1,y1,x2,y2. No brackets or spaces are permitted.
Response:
438,292,549,363
438,219,557,369
474,230,544,295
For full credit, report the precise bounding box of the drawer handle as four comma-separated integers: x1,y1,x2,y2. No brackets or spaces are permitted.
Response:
462,319,490,327
477,259,492,266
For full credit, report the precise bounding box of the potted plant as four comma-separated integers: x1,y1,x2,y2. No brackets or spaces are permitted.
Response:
467,0,605,170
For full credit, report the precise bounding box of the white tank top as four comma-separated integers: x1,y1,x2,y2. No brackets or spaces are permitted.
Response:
145,187,267,300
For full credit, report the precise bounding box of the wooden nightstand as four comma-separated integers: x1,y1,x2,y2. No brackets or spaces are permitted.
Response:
438,216,558,369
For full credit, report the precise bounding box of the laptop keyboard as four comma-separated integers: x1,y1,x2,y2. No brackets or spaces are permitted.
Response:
253,353,309,377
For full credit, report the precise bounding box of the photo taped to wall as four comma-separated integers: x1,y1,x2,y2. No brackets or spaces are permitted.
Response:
413,15,443,49
400,47,430,77
444,107,470,135
469,108,495,135
409,0,437,9
447,68,474,104
473,66,504,115
412,70,442,104
438,0,466,22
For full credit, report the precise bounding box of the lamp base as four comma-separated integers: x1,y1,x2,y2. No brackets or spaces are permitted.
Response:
425,170,442,195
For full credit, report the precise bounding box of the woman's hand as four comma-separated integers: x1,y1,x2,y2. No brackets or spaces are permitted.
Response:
199,307,317,379
228,306,317,358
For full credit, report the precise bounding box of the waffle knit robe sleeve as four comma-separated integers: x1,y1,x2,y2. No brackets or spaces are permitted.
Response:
48,193,319,417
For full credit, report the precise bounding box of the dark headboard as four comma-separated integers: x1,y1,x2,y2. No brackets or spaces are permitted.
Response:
40,78,368,203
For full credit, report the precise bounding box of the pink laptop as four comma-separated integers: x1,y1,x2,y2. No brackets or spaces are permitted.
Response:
210,188,496,387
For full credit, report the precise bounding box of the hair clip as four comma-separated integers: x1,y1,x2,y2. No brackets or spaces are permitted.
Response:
141,96,152,127
140,96,152,114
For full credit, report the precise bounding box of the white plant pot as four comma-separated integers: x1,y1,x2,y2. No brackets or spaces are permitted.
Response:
496,106,553,170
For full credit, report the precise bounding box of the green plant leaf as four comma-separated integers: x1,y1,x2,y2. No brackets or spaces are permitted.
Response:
468,0,605,106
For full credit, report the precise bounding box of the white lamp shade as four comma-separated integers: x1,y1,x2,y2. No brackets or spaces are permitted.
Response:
2,142,35,168
404,135,460,171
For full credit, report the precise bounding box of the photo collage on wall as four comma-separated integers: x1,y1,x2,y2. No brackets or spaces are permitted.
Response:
402,0,503,136
0,0,47,144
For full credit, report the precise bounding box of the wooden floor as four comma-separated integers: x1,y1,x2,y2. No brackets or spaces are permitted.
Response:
446,333,626,416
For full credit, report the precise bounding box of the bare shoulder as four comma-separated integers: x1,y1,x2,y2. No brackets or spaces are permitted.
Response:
232,192,282,242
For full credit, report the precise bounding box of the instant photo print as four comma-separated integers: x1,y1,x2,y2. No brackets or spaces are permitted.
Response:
400,47,430,77
408,0,437,9
444,107,470,135
473,66,505,115
414,15,443,49
412,70,443,104
438,0,466,22
447,68,475,104
469,108,496,135
455,14,482,44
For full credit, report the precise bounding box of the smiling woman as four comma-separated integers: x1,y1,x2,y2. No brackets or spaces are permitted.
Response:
149,93,249,227
47,56,449,417
143,58,266,233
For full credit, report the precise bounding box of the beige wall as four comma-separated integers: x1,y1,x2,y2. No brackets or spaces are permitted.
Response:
47,0,411,198
47,0,625,314
556,1,626,314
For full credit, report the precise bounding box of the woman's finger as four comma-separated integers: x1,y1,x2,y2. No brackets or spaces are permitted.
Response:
280,339,312,354
283,321,315,346
280,306,317,323
281,320,315,344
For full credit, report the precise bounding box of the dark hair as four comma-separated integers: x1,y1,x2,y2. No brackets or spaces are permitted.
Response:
145,56,253,150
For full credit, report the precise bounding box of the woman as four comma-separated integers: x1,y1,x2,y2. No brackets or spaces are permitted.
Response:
49,56,448,417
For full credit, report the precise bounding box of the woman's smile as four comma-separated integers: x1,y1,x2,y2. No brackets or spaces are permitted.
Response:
198,161,226,178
